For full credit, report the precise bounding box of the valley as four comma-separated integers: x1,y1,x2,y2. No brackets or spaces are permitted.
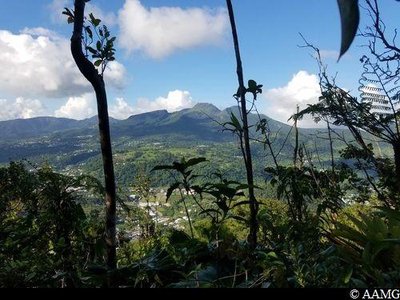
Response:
0,103,392,191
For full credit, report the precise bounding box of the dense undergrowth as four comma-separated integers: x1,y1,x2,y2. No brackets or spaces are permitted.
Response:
1,160,399,287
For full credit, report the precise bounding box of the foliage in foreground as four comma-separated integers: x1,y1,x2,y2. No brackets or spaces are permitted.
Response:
1,162,400,288
0,162,105,287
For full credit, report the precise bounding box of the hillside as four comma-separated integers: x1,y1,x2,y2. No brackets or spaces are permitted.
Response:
0,103,362,187
0,103,291,144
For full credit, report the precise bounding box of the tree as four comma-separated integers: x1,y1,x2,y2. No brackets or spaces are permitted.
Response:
296,46,400,208
359,0,400,196
225,0,260,249
361,0,400,81
66,0,117,270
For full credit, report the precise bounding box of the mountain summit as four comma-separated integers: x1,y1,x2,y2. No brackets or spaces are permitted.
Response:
191,103,221,115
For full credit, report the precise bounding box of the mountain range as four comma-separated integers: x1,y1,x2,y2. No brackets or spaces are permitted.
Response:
0,103,290,142
0,103,359,187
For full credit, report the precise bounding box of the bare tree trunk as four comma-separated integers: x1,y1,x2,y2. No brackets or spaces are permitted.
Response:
226,0,258,249
71,0,117,271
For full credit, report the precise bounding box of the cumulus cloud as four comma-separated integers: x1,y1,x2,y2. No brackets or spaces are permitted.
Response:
54,93,96,120
118,0,228,59
136,90,195,113
109,98,137,119
0,28,87,98
0,98,44,121
263,71,322,128
109,90,195,119
49,0,117,26
104,61,126,89
0,28,125,98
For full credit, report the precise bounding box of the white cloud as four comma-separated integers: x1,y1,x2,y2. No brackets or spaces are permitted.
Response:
104,61,126,89
109,90,195,119
86,2,117,26
136,90,195,113
0,98,44,121
49,0,117,26
54,93,96,120
109,98,136,119
118,0,228,59
21,27,58,37
0,28,125,98
0,28,87,98
263,71,322,128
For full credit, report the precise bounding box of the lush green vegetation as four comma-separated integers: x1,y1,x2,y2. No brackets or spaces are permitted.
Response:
1,0,400,289
1,160,399,287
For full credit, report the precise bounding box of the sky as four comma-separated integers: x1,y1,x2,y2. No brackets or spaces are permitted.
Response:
0,0,398,127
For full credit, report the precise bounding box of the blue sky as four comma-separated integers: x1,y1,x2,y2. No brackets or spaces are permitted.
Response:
0,0,398,127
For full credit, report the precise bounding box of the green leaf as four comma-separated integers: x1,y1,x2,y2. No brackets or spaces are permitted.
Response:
266,251,279,260
89,13,96,25
216,200,229,213
184,157,207,168
96,41,102,51
62,8,74,23
62,8,73,17
343,266,353,284
85,26,93,39
94,60,102,67
86,46,97,55
248,80,257,90
166,182,180,201
230,112,242,132
337,0,360,60
89,13,101,27
247,79,263,99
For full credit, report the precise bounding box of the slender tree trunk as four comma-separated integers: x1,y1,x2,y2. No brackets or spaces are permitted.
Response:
292,105,302,222
326,120,335,173
71,0,117,271
226,0,258,249
94,82,117,270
